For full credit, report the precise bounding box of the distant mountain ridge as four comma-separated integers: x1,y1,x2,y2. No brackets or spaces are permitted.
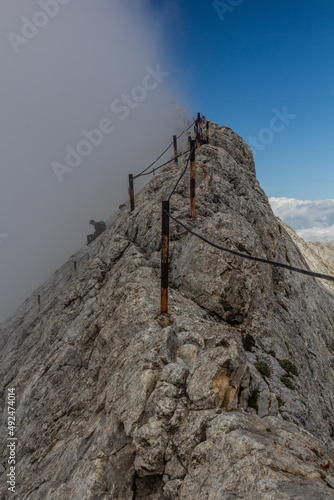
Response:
269,196,334,244
282,221,334,294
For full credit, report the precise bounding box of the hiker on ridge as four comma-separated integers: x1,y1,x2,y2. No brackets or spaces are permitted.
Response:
87,219,106,245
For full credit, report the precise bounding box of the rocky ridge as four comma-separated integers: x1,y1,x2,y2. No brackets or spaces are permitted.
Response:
0,122,334,499
282,222,334,295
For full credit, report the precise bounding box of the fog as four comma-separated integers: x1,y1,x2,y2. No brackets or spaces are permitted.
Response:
0,0,190,323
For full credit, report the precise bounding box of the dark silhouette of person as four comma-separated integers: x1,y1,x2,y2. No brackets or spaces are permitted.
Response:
87,219,106,244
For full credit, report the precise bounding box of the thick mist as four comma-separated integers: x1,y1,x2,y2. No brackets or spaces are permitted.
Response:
0,0,190,323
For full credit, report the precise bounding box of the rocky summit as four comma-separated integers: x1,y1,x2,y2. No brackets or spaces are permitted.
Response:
1,122,334,499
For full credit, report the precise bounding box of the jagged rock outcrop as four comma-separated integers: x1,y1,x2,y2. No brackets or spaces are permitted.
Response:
1,122,334,499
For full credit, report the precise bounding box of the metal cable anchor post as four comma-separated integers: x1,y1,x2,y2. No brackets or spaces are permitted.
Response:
128,174,135,212
190,140,196,219
173,135,178,163
161,200,170,314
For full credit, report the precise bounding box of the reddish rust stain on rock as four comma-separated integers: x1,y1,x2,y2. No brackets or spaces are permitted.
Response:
320,461,331,472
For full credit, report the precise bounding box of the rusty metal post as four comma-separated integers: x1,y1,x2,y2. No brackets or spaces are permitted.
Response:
190,140,196,219
206,120,210,144
161,200,170,314
173,135,178,163
38,295,41,311
196,132,200,149
128,174,135,212
196,112,201,149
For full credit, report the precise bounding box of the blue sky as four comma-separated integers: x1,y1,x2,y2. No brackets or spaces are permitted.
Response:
149,0,334,201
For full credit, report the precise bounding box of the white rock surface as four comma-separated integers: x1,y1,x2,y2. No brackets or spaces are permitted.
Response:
0,122,333,499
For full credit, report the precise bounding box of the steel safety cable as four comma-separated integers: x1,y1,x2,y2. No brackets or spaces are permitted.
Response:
165,211,334,282
134,151,188,179
185,119,196,132
168,148,194,202
176,119,196,140
135,140,174,178
135,120,196,178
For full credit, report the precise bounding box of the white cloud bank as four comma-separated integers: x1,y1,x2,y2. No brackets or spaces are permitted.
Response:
0,0,191,323
269,197,334,243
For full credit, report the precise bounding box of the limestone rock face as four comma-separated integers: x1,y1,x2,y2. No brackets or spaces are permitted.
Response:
1,122,334,499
